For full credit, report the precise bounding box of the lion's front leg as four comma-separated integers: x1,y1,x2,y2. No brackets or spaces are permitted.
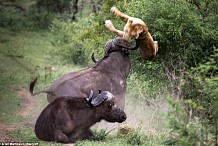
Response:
111,7,130,22
105,20,124,37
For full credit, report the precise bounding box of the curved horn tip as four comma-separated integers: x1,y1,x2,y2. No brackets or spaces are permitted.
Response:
89,90,94,98
86,90,94,103
129,40,140,50
91,53,98,63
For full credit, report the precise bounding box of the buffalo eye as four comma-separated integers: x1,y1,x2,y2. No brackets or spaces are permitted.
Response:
107,103,114,109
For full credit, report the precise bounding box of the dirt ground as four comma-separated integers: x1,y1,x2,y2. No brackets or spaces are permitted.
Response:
0,122,17,142
16,88,37,119
0,88,38,142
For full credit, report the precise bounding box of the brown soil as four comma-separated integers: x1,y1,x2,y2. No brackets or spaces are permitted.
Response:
0,87,38,142
16,88,36,118
0,123,17,142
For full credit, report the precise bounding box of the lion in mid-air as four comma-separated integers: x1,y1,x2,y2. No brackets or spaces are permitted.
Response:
105,7,158,61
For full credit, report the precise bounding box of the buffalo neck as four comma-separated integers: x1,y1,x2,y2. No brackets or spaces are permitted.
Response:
93,51,131,79
67,99,102,128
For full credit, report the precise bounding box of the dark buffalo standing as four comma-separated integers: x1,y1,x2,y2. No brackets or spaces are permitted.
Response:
35,90,127,143
30,37,139,109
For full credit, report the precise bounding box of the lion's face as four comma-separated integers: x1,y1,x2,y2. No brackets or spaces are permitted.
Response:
123,19,145,40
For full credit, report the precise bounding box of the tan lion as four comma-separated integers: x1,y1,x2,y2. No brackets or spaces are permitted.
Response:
105,7,158,61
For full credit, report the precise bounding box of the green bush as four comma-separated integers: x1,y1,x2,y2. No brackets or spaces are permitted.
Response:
164,97,216,146
50,15,95,65
49,9,116,65
120,0,218,145
0,6,56,30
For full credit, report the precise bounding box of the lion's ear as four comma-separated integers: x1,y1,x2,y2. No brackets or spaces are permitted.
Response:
128,19,133,24
126,19,133,28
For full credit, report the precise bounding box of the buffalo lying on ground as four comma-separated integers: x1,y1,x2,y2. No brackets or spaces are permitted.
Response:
30,37,139,109
35,90,126,143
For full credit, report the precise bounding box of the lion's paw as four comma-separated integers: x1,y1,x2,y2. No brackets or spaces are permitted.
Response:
110,7,117,13
110,7,120,16
105,20,115,31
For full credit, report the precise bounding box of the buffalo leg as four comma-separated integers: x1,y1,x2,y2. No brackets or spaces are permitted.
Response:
68,128,94,142
54,129,73,143
53,108,75,143
80,128,95,140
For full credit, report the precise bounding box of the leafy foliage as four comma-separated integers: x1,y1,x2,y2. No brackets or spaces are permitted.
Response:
121,0,217,145
164,97,208,145
49,14,109,65
36,0,71,13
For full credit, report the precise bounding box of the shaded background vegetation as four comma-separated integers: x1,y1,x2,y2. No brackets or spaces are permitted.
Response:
0,0,217,145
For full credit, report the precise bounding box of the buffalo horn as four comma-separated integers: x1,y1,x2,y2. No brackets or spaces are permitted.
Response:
86,90,94,103
91,53,98,63
91,92,108,106
91,91,114,106
115,39,140,50
129,40,140,50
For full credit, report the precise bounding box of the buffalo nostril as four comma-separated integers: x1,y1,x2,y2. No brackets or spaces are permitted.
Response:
120,114,127,121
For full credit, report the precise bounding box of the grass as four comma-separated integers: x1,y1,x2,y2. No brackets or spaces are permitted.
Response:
0,28,33,122
0,27,168,145
0,28,42,121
